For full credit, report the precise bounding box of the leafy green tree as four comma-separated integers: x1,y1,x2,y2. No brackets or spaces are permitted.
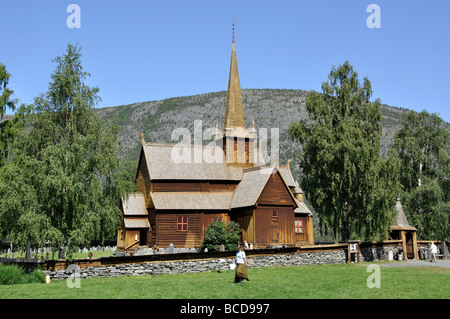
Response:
289,61,400,242
0,69,43,249
392,110,449,239
201,220,240,251
0,44,129,257
0,62,15,119
0,63,18,167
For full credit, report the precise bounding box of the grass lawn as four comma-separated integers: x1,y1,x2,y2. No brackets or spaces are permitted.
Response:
0,263,448,299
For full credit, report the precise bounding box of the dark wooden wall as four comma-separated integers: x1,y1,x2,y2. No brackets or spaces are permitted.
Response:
231,208,255,245
152,180,238,192
136,151,153,207
254,207,295,247
258,173,296,207
295,216,308,244
155,212,230,248
222,136,255,167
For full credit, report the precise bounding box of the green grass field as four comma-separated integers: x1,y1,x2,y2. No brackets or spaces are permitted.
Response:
0,263,448,299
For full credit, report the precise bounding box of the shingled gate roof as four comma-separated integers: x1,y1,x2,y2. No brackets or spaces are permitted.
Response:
391,198,417,231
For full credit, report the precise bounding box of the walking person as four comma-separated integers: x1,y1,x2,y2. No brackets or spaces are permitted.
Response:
430,242,437,262
234,245,249,283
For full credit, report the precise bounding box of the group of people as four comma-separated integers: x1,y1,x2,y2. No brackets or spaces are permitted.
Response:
232,241,444,283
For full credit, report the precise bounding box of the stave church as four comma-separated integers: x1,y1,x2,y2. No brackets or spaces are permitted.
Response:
117,29,314,252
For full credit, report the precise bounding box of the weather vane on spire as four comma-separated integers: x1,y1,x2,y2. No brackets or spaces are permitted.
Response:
232,17,236,43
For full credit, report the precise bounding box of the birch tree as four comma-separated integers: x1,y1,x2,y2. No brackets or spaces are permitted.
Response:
393,110,449,239
289,61,400,241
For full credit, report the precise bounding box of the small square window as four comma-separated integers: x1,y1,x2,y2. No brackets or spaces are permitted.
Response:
295,218,303,233
177,216,188,232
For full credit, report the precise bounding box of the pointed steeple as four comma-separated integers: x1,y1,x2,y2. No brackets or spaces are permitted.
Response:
223,21,248,137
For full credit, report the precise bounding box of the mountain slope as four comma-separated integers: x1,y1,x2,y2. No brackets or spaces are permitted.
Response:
95,88,419,182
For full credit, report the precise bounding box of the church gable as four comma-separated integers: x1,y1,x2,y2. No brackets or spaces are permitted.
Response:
135,148,152,207
231,165,297,209
258,170,296,207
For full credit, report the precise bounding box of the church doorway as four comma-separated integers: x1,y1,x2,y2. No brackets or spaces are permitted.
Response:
139,229,147,246
405,232,414,259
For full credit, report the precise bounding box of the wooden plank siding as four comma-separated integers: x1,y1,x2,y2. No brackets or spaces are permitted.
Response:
254,207,295,247
294,216,308,244
148,208,157,247
252,172,297,248
258,172,296,207
156,213,202,248
231,208,255,245
155,212,230,249
136,151,153,207
223,137,256,167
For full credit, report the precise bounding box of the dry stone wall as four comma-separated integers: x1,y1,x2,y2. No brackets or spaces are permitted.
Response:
44,250,348,280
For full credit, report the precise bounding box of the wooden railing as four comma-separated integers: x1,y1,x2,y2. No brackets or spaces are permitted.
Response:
124,240,139,251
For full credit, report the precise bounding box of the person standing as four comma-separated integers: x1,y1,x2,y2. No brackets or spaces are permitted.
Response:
234,245,249,283
430,242,437,262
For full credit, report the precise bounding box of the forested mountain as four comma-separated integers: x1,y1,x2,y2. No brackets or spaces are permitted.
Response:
95,88,448,184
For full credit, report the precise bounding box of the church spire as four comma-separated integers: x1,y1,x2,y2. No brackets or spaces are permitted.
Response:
223,19,248,137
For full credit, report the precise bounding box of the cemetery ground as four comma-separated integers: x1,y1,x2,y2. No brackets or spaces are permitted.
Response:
0,262,448,299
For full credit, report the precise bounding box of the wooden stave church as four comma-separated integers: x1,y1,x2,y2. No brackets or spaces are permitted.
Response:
117,33,314,252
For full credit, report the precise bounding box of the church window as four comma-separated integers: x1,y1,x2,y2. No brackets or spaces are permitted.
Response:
177,216,188,232
295,218,303,233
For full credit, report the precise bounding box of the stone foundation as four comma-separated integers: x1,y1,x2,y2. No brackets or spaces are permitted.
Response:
44,250,348,280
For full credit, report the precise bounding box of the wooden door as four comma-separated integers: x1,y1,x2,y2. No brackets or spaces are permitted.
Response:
406,232,414,259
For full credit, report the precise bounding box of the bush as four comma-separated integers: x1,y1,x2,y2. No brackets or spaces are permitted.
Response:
201,220,240,251
0,264,46,285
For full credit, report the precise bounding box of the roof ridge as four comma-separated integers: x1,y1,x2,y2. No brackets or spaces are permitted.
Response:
242,163,273,173
145,142,221,149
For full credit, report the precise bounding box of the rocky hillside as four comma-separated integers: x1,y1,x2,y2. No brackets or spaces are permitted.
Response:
95,88,418,182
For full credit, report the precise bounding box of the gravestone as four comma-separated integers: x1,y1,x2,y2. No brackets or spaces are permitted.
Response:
219,244,225,252
388,250,393,261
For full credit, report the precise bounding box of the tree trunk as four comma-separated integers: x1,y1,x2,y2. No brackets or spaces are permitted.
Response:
418,161,423,187
341,208,350,242
25,241,31,259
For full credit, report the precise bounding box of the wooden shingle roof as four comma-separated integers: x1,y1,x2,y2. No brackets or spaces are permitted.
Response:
124,217,150,229
142,143,244,181
294,199,313,216
231,164,299,209
151,191,234,210
391,198,416,231
121,193,147,216
278,165,295,188
230,165,274,208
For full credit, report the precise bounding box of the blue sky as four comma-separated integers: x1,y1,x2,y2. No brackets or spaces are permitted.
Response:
1,0,449,121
